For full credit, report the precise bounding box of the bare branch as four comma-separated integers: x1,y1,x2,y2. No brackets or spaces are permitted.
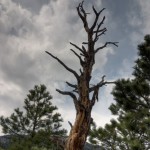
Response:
97,28,107,37
70,49,84,66
82,42,88,45
90,76,116,106
79,68,83,75
82,45,87,52
95,42,119,53
56,89,76,99
77,1,89,32
46,51,79,80
91,86,99,105
93,27,107,33
56,89,79,111
94,16,106,42
94,28,107,43
68,121,73,128
89,75,116,92
90,7,105,31
66,81,77,89
73,90,79,94
70,42,84,53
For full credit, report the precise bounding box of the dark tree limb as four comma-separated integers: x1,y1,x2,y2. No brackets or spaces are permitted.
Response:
95,42,118,53
90,75,116,92
56,89,79,111
68,121,73,128
56,89,77,99
70,42,85,54
46,51,79,80
82,42,88,45
70,49,84,66
82,45,87,51
94,16,106,42
90,7,105,31
66,81,77,89
93,27,107,33
94,28,107,43
77,1,89,32
90,76,116,106
82,45,87,54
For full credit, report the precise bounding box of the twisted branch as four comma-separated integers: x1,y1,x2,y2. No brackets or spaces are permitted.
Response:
95,42,118,53
77,1,89,32
90,76,116,106
46,51,79,80
70,49,84,66
56,89,79,111
90,7,105,31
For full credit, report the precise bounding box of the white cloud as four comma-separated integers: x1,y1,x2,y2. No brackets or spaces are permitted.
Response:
128,0,150,47
137,0,150,34
118,58,134,79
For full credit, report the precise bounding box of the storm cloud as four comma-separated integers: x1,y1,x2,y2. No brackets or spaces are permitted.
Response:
0,0,149,134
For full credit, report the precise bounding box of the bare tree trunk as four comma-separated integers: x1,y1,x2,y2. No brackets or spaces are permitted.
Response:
65,109,92,150
46,1,118,150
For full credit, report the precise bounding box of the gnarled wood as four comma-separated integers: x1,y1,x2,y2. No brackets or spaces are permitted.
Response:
46,1,118,149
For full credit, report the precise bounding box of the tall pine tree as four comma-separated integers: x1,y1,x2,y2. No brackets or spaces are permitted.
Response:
89,35,150,150
0,84,67,150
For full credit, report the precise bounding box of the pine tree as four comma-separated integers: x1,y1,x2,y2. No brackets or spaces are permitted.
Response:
0,84,67,150
89,35,150,150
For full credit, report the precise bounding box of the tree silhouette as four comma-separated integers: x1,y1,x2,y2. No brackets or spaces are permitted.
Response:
46,1,118,149
0,84,66,150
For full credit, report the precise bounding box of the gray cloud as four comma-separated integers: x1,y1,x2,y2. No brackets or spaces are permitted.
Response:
12,0,51,13
0,0,149,135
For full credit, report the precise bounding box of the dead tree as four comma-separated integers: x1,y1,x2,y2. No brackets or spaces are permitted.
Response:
46,1,118,150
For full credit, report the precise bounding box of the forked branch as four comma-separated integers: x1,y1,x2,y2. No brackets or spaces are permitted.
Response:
70,49,84,66
46,51,79,80
66,81,77,89
94,16,106,42
95,42,118,53
77,1,89,32
56,89,79,110
90,75,116,92
90,76,116,106
70,42,87,56
90,7,105,31
56,89,77,99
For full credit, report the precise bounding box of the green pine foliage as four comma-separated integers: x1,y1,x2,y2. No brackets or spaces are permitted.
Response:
0,84,67,150
89,35,150,150
133,35,150,80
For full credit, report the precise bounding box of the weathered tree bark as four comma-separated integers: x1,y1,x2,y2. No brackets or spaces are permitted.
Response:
46,1,118,150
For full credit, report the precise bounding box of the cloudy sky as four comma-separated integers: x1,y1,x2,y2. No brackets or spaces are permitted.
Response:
0,0,150,135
